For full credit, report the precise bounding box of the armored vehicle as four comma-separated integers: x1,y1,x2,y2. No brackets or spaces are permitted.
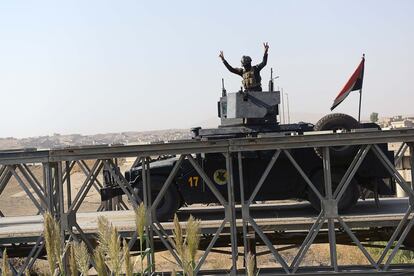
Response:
101,85,394,221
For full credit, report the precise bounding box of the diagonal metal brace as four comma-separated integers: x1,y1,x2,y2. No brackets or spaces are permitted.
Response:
103,159,141,208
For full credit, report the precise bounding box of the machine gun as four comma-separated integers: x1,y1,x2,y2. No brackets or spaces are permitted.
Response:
217,71,280,127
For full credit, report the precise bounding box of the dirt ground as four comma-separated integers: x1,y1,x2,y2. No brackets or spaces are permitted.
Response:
0,159,132,216
153,244,370,272
0,158,372,273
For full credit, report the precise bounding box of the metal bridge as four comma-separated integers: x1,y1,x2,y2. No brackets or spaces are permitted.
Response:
1,128,414,275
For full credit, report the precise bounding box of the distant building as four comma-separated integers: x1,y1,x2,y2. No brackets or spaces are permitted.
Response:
391,119,414,129
379,115,414,129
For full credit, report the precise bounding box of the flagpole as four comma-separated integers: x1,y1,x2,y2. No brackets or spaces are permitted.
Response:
358,88,362,123
358,54,365,123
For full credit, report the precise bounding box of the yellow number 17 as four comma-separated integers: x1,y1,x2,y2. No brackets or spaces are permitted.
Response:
188,176,199,187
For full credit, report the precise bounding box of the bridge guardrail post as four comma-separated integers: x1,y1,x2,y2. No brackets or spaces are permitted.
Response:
322,147,338,272
225,152,238,275
237,152,248,267
409,142,414,194
44,162,55,214
237,151,258,272
142,156,155,274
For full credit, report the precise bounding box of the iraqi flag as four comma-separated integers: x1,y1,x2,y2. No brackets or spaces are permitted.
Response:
331,56,365,111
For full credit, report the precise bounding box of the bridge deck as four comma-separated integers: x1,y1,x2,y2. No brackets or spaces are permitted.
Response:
0,198,409,243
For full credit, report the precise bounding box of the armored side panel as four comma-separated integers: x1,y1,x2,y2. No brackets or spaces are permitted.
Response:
227,91,280,118
219,91,280,126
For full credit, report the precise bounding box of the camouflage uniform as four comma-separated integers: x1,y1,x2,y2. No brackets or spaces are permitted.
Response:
222,53,268,91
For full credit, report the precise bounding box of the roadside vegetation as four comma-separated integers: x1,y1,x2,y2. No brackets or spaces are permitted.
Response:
366,242,414,264
40,203,208,275
4,214,414,275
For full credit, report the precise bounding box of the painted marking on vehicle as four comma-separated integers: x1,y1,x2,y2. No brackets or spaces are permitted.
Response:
213,169,227,185
188,176,200,187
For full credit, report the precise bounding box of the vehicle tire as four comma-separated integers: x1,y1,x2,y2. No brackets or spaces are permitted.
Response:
307,170,360,212
314,113,360,164
134,175,181,222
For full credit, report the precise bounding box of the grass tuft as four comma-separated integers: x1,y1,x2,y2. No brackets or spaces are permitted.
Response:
123,239,133,276
43,212,61,275
97,216,124,275
367,241,414,264
246,252,257,276
186,215,200,267
1,249,10,276
53,222,63,274
74,241,90,276
135,202,147,242
172,214,201,276
134,203,148,274
108,225,122,275
173,214,184,259
68,242,78,276
97,216,111,255
93,246,106,276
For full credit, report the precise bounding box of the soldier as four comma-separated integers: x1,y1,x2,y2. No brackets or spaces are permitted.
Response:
219,43,269,91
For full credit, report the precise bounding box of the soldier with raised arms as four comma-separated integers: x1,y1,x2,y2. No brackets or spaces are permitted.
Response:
219,43,269,91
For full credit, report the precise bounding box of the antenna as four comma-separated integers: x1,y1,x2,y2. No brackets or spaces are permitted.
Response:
221,78,227,97
285,92,290,124
268,67,279,92
269,68,274,91
280,87,284,124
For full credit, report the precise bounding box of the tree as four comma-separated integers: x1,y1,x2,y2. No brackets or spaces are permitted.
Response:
370,112,379,123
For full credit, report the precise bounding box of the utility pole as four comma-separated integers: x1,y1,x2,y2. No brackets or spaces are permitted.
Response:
279,86,284,124
285,92,290,124
281,88,286,124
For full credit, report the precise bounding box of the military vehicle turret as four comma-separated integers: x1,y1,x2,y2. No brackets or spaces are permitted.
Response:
101,77,394,221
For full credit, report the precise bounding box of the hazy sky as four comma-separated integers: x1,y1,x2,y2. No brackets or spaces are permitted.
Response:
0,0,413,138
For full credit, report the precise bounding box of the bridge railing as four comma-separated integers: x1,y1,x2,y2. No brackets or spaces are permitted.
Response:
0,128,414,275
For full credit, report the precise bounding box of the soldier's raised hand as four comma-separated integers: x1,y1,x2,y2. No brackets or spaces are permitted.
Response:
263,42,269,54
219,51,225,61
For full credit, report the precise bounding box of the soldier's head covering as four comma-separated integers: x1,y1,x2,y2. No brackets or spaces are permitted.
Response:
241,56,252,66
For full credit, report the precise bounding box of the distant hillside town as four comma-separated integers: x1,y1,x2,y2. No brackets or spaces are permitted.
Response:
0,115,413,150
0,129,192,150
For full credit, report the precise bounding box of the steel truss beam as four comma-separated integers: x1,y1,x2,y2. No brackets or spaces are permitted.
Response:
140,154,239,275
0,129,412,164
0,163,52,275
1,129,414,275
394,142,408,167
237,141,414,274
